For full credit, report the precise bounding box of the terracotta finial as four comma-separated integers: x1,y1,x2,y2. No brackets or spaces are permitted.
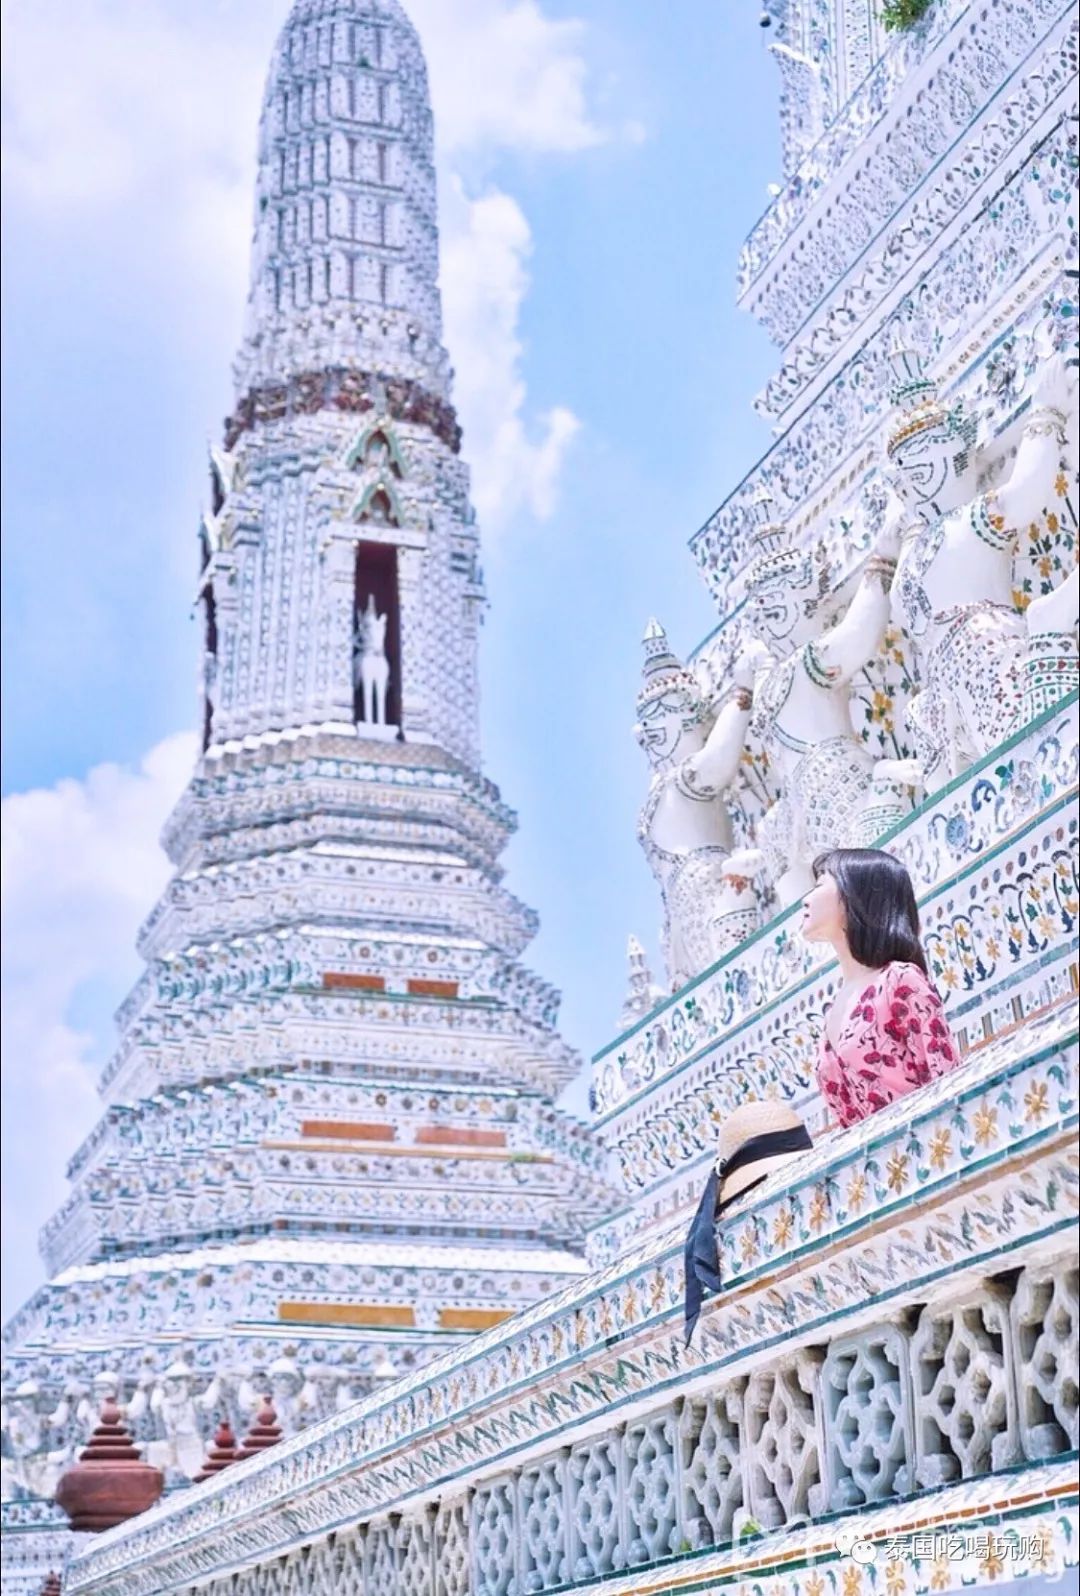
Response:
54,1396,164,1533
194,1417,239,1482
235,1396,283,1460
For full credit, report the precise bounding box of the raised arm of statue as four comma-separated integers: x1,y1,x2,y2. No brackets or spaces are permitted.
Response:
196,1372,225,1413
236,1376,261,1416
991,354,1076,531
684,647,763,791
812,516,901,684
128,1377,152,1427
1026,564,1079,636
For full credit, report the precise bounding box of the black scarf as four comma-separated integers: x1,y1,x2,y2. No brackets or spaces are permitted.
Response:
683,1124,813,1346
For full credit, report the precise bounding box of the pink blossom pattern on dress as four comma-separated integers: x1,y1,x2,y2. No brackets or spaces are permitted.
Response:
815,961,960,1128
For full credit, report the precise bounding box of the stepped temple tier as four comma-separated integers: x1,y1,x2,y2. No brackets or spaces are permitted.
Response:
3,0,1079,1593
1,0,618,1585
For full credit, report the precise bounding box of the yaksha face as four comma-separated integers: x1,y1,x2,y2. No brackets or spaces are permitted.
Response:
886,339,978,523
6,1382,44,1451
747,566,813,646
161,1362,192,1400
745,493,824,651
268,1356,301,1398
634,621,707,769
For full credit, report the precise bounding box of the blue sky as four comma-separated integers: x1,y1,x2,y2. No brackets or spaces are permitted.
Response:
0,0,780,1317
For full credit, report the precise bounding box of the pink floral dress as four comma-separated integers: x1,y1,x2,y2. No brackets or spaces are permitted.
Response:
815,961,960,1128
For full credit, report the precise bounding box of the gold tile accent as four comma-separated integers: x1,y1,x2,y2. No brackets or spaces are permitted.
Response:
299,1119,395,1141
437,1307,514,1332
278,1302,415,1329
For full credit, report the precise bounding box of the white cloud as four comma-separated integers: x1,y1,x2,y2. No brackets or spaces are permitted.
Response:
2,0,602,529
1,733,196,1316
406,0,602,524
441,180,581,526
0,0,274,305
0,0,623,1305
408,0,605,155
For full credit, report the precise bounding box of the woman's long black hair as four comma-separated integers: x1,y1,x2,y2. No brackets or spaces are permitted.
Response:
812,848,928,974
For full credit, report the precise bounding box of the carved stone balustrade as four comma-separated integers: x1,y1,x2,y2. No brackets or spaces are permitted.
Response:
0,1502,86,1596
63,1009,1078,1595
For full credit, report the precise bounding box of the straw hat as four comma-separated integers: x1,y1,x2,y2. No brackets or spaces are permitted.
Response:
715,1099,810,1204
684,1095,813,1347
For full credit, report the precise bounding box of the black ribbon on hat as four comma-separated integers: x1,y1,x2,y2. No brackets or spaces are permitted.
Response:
683,1124,813,1346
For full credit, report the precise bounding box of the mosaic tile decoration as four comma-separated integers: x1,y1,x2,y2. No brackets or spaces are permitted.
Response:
64,1018,1077,1594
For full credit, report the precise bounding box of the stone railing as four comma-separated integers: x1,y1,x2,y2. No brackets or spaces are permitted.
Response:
0,1502,83,1596
65,1010,1078,1594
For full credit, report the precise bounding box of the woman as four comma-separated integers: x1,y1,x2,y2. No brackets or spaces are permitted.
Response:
801,848,959,1127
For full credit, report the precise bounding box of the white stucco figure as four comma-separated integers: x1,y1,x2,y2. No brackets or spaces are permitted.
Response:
208,442,238,502
635,621,761,990
742,494,909,904
76,1370,137,1440
334,1371,369,1415
371,1352,398,1383
886,343,1075,790
268,1355,318,1435
239,1356,317,1438
1020,557,1079,724
0,1380,71,1501
145,1361,225,1481
353,591,391,727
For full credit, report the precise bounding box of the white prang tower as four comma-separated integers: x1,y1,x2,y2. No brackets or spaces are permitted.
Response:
1,0,614,1515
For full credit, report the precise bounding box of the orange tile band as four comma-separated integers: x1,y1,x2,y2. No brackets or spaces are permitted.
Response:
278,1302,416,1329
415,1126,506,1148
322,973,386,992
437,1307,515,1331
299,1120,395,1142
406,978,460,998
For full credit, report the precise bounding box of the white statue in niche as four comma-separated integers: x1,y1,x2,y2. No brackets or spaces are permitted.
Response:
635,620,761,991
0,1380,71,1500
740,493,909,905
884,341,1075,791
145,1360,225,1481
76,1369,138,1438
1021,562,1079,723
202,649,219,737
238,1355,317,1438
353,591,391,727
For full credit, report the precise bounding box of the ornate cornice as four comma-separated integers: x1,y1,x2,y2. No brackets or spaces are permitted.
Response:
224,368,461,454
753,13,1077,419
736,0,1069,313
